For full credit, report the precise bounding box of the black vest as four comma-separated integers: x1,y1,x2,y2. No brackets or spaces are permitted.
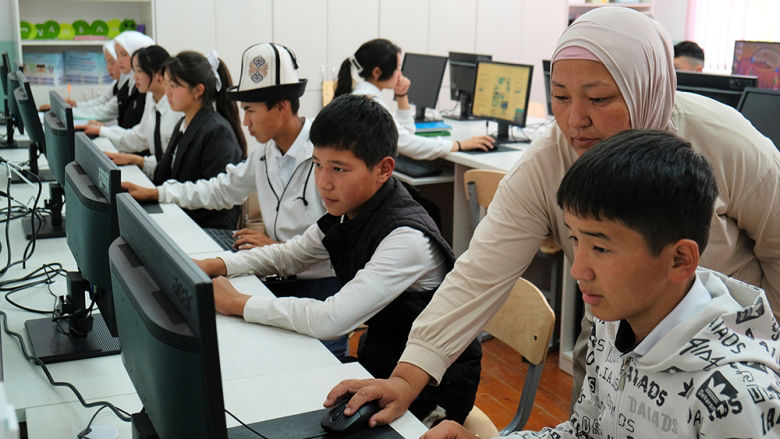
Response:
116,82,146,129
318,177,481,423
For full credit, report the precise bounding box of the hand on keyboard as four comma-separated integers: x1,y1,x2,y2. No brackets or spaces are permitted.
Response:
233,228,277,250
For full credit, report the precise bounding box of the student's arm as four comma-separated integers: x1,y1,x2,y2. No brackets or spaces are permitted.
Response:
326,159,553,423
157,148,257,210
72,94,119,121
239,227,438,339
98,102,151,153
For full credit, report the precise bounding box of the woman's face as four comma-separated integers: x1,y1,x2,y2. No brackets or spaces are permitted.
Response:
104,50,120,80
115,42,132,74
551,59,631,156
132,54,151,93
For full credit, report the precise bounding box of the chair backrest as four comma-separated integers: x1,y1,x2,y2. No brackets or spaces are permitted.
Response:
463,169,506,229
485,277,555,434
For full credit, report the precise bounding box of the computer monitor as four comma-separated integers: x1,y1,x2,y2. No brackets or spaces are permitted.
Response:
447,51,492,120
13,72,45,174
22,132,122,364
542,59,553,116
737,87,780,148
471,61,534,143
4,63,29,150
44,90,75,186
109,193,227,438
732,40,780,90
0,52,9,103
15,74,66,239
402,53,448,121
676,70,758,108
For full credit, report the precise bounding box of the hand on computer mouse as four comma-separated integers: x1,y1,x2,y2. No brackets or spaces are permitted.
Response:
454,135,495,152
321,394,380,436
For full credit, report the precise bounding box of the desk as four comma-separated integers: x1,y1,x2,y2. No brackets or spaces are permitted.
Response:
1,144,426,438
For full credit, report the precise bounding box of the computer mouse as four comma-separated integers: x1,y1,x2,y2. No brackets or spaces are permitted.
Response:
321,396,380,436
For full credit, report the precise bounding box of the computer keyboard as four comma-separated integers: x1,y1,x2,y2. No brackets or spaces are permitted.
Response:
203,227,237,252
393,155,442,178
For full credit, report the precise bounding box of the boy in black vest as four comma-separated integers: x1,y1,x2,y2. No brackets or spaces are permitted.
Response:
195,94,481,426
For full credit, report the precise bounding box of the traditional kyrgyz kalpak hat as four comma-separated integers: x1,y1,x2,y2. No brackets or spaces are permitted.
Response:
227,42,307,102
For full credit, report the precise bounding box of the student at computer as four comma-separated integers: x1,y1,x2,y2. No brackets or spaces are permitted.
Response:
334,39,494,159
81,46,183,178
674,40,705,72
121,42,346,357
39,40,120,114
75,31,154,129
323,6,780,426
420,130,780,439
194,94,482,426
123,50,245,230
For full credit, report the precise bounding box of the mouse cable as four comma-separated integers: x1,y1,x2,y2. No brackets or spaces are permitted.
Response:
224,409,272,439
0,310,132,423
2,263,65,314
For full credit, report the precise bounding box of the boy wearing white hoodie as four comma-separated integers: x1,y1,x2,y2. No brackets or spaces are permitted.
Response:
418,129,780,438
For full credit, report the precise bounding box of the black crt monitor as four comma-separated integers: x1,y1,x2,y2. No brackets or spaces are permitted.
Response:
402,53,448,121
23,132,122,364
676,70,758,109
737,87,780,148
447,51,492,120
542,59,553,116
732,40,780,90
471,61,534,143
109,193,227,438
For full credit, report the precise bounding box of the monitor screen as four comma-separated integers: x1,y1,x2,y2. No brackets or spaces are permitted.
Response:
472,61,534,141
13,72,45,152
64,132,121,334
542,59,552,116
1,52,9,99
402,53,448,121
44,91,75,186
448,52,492,119
676,70,758,108
732,40,780,90
737,87,780,148
6,69,24,135
110,193,227,438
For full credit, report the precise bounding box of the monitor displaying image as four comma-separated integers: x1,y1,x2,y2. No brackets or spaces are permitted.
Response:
732,40,780,90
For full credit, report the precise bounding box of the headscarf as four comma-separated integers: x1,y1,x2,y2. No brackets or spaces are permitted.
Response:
113,30,155,87
551,7,677,132
103,40,116,61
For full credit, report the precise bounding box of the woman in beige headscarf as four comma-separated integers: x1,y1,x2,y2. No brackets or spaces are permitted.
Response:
323,4,780,431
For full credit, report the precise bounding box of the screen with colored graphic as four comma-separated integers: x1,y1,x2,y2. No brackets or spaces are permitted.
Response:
472,61,533,127
732,40,780,90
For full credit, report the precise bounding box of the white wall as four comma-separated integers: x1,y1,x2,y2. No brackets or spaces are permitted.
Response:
153,0,571,119
652,0,689,42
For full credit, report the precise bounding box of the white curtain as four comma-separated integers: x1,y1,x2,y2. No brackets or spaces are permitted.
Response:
687,0,780,73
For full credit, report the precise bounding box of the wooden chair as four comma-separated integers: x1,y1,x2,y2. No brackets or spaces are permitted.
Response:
462,169,557,434
464,277,556,435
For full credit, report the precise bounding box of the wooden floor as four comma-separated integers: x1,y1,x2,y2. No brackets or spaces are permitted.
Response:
476,339,572,432
348,332,572,432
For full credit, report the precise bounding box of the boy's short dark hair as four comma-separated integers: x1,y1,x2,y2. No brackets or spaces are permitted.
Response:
310,94,398,168
262,98,300,115
674,41,705,62
557,129,718,256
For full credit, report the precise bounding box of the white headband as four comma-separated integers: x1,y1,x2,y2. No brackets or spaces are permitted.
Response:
349,55,363,74
206,49,222,92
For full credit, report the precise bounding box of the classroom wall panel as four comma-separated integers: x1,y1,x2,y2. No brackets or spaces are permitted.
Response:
155,0,216,55
272,0,328,118
379,0,429,55
326,0,380,82
215,0,274,81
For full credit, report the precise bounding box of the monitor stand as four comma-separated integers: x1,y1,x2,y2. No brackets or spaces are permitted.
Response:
494,122,511,144
22,182,66,239
414,105,441,123
443,94,478,121
24,272,120,364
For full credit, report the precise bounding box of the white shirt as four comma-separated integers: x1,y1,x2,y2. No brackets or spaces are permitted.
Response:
72,84,118,121
98,93,183,177
219,223,448,339
352,81,451,160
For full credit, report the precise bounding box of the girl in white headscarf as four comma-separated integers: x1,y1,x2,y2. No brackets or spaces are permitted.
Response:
73,31,155,124
322,6,780,436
